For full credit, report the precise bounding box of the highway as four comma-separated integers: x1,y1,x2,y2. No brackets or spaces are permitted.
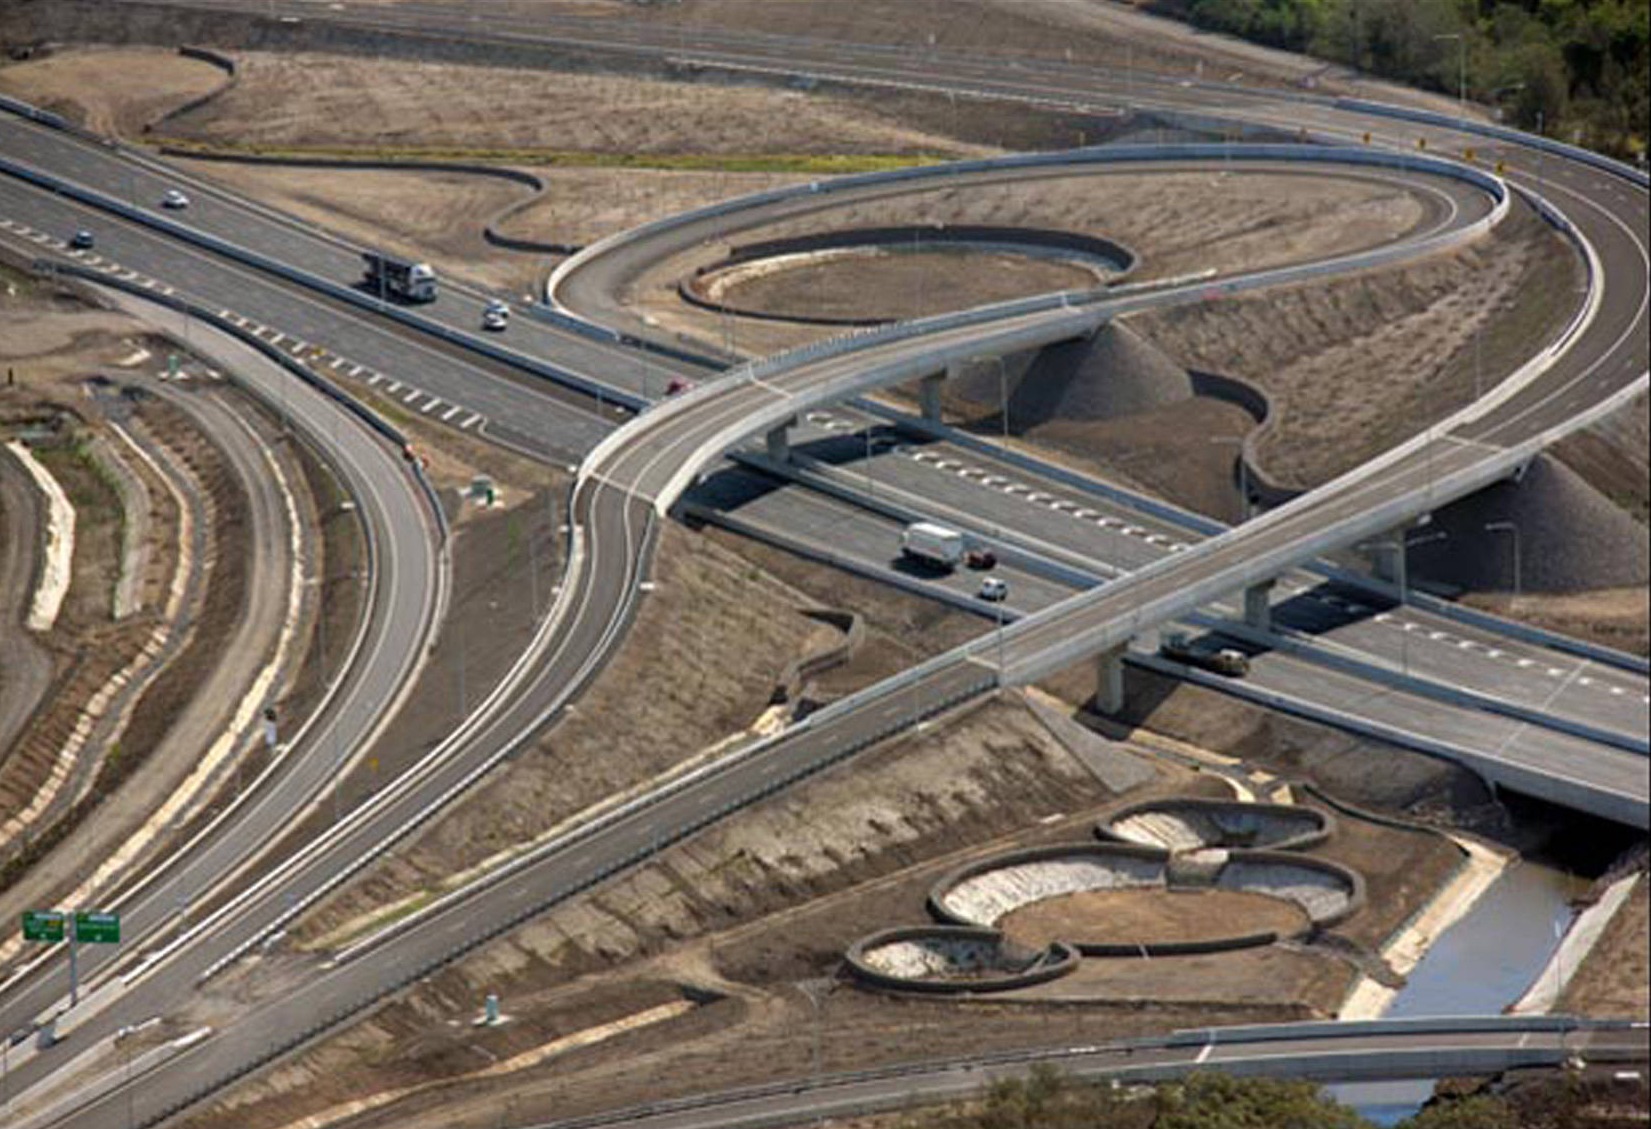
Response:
525,1018,1650,1129
0,280,445,1069
691,459,1648,755
0,7,1645,1124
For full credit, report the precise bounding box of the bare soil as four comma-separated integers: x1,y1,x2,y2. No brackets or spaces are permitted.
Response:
181,685,1458,1129
0,45,225,135
1562,875,1649,1019
1126,203,1583,490
1462,587,1650,659
716,247,1102,324
158,50,989,159
1001,887,1308,949
1552,392,1650,526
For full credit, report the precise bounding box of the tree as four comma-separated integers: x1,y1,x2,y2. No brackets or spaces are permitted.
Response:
1155,1072,1372,1129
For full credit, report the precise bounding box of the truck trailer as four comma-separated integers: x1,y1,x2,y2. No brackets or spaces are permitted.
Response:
901,522,965,570
362,250,438,303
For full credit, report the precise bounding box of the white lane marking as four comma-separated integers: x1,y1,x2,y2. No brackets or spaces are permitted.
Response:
461,413,482,429
1546,668,1566,678
441,404,463,421
401,387,423,404
350,364,366,377
367,373,385,386
384,380,402,393
330,358,345,369
420,397,442,414
1516,658,1535,668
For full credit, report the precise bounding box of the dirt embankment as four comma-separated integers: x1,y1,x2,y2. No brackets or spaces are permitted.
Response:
627,166,1432,360
1125,203,1582,491
158,51,987,160
0,44,226,135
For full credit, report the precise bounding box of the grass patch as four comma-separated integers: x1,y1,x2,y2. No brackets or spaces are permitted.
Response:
159,138,947,176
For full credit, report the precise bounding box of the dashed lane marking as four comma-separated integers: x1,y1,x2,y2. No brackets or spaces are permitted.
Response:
461,413,482,429
420,397,442,414
441,404,463,421
367,373,385,387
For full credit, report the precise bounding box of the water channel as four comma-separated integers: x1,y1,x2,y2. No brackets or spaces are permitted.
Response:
1330,854,1589,1125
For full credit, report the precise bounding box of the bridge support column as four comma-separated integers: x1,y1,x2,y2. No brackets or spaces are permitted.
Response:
765,416,797,463
1095,642,1129,715
919,371,945,421
1244,580,1275,632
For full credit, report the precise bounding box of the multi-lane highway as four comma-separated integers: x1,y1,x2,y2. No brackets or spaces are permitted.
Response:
1,6,1646,1124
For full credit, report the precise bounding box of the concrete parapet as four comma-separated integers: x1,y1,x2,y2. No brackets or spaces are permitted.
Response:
844,926,1079,994
1101,797,1333,852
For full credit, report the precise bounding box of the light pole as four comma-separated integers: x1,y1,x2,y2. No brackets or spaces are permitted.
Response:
797,979,832,1126
1433,33,1467,119
1485,520,1521,598
1358,530,1446,677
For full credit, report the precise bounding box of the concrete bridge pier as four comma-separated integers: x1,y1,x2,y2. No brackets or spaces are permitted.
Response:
765,415,798,463
1244,579,1276,632
919,371,946,421
1095,642,1129,715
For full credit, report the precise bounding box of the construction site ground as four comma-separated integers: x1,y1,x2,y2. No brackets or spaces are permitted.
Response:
0,21,1641,1129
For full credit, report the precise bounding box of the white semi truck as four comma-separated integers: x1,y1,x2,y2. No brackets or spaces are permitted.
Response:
901,522,965,570
362,250,438,303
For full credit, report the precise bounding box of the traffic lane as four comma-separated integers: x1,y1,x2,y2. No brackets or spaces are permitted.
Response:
0,177,613,461
58,652,997,1129
696,469,1073,612
796,438,1649,738
708,473,1642,769
862,437,1649,729
0,117,691,392
495,1026,1621,1129
998,435,1503,668
1452,169,1648,445
559,157,1497,341
0,364,299,1026
1240,650,1647,805
0,288,443,1059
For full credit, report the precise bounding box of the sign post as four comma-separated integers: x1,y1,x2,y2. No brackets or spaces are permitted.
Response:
18,910,119,1008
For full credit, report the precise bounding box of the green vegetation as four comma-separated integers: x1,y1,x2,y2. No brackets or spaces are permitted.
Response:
157,139,948,175
1149,0,1649,160
889,1067,1624,1128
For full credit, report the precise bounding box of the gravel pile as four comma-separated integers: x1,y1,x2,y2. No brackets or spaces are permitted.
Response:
1408,453,1648,593
949,321,1193,428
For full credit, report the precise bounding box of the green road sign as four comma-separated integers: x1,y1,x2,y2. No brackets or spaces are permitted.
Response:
22,910,65,943
74,912,120,944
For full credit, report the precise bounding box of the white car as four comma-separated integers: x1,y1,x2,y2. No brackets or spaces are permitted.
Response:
484,299,510,318
481,309,508,332
161,189,190,209
978,577,1009,602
